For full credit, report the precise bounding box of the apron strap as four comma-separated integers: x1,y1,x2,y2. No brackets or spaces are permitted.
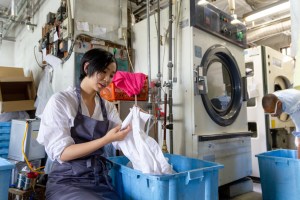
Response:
75,85,83,114
98,93,108,121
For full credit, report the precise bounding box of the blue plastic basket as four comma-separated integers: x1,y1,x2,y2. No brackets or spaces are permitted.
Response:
0,157,14,200
108,153,223,200
256,149,300,200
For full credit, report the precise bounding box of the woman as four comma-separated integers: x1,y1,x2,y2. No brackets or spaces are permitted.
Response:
37,48,130,200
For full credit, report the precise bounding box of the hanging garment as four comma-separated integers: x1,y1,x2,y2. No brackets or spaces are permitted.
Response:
46,86,120,200
113,71,146,96
113,106,173,175
34,65,54,118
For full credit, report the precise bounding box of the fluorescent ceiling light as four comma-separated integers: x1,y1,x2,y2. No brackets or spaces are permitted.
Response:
197,0,209,6
243,0,290,22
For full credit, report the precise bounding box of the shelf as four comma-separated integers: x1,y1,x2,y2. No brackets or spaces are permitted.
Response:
0,77,33,83
0,100,35,113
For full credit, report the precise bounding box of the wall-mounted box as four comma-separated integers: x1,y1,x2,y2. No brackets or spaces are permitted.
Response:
0,67,36,113
8,119,45,162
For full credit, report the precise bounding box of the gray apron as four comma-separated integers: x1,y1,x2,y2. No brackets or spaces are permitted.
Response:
46,87,119,200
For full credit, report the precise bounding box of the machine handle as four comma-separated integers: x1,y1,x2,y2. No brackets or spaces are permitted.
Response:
274,159,289,166
196,76,207,95
185,170,204,185
194,65,207,95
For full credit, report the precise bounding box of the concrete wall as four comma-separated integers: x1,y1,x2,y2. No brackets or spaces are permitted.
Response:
0,0,60,87
0,40,15,67
0,0,126,92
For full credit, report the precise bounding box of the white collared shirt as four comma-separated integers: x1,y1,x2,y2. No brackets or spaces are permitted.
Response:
274,89,300,131
37,86,121,163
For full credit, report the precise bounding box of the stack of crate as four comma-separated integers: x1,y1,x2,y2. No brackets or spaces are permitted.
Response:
0,122,11,158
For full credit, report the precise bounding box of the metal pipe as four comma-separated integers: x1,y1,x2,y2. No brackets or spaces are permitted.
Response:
167,0,174,153
173,0,182,83
11,0,17,17
0,21,3,33
137,0,169,20
0,21,2,44
157,0,162,103
147,0,152,114
162,93,168,153
66,0,74,38
228,0,235,15
3,0,46,38
150,0,161,143
3,0,27,38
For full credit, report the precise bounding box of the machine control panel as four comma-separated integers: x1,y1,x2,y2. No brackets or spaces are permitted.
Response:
190,1,247,48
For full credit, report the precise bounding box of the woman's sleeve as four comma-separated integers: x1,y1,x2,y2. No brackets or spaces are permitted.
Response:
37,93,75,163
106,101,122,126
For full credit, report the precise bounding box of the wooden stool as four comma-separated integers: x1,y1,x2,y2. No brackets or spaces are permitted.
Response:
8,185,45,200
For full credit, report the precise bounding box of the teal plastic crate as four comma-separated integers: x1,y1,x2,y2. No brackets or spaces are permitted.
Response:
0,122,11,141
256,149,300,200
108,153,223,200
0,122,11,159
0,157,14,200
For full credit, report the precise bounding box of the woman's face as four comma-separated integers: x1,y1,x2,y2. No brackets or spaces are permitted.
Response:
91,62,117,92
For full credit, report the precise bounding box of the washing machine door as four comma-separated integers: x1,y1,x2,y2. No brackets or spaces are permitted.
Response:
199,44,243,126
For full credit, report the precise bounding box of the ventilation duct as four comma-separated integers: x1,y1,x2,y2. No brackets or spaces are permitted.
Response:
247,20,291,43
245,0,280,10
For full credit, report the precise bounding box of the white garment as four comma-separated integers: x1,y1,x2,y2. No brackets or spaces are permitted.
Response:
37,86,121,163
34,65,54,118
113,106,173,175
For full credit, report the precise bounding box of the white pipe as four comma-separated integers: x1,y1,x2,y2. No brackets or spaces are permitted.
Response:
0,21,2,45
3,0,27,37
290,0,300,89
228,0,235,14
0,21,3,33
67,0,73,38
147,0,152,114
247,20,291,43
11,0,16,17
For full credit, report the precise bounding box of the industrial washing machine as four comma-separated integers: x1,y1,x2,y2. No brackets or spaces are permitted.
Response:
245,46,294,177
132,1,251,186
178,1,251,186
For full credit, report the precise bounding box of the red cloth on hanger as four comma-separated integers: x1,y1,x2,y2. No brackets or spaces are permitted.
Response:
113,71,146,97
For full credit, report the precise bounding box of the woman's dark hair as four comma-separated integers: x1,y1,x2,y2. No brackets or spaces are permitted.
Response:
79,48,118,81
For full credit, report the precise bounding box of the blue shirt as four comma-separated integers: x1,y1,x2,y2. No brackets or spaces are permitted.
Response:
274,89,300,132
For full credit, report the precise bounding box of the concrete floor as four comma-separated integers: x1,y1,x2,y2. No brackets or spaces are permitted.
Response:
231,182,262,200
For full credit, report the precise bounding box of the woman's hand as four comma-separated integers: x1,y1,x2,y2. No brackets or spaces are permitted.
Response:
105,124,131,143
60,124,131,162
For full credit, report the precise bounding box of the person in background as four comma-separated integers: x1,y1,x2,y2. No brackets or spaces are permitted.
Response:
262,88,300,158
37,48,131,200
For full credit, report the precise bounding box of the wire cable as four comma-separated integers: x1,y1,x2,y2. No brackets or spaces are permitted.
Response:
34,45,46,69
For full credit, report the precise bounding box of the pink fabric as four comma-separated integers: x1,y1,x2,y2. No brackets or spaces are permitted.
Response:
113,71,147,97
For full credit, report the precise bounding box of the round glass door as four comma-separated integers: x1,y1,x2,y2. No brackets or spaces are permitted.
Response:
207,60,232,113
200,44,243,126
